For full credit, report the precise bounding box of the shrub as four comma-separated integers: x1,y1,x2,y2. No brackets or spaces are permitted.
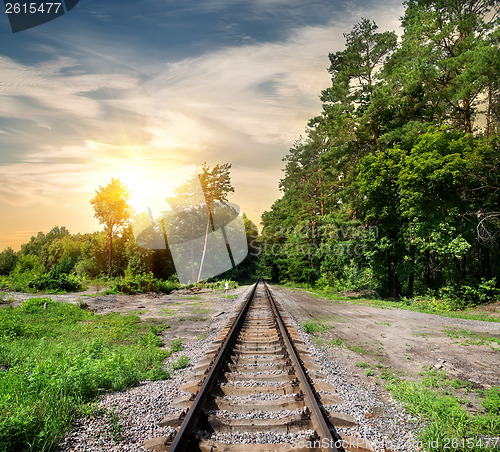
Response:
155,279,180,294
439,278,500,309
171,355,189,371
170,338,183,353
302,321,327,334
112,272,156,294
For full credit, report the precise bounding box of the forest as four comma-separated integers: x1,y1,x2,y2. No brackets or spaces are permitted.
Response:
259,0,500,308
1,0,499,310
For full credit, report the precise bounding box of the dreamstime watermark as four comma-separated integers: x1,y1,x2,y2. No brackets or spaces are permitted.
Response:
3,0,79,33
130,166,248,286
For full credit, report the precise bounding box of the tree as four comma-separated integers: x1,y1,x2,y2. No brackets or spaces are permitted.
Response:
164,163,235,283
0,247,17,275
397,0,498,133
90,178,131,278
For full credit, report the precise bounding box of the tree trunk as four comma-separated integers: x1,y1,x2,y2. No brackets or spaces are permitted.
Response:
197,214,212,282
407,250,414,298
463,95,472,134
108,234,113,278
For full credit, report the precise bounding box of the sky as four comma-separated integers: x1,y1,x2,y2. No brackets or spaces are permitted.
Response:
0,0,405,251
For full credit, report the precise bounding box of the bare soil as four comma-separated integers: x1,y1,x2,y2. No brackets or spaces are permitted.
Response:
271,285,500,413
3,283,499,410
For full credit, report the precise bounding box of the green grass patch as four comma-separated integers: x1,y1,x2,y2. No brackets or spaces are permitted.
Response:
385,367,500,451
442,328,500,349
345,343,368,354
0,297,172,451
356,361,370,368
302,321,327,334
283,284,500,323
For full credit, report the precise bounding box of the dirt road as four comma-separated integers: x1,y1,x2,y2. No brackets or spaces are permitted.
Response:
272,285,500,411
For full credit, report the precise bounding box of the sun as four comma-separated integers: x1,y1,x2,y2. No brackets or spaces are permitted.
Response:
117,164,198,219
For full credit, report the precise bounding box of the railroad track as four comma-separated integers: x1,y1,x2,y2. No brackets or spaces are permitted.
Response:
145,280,374,452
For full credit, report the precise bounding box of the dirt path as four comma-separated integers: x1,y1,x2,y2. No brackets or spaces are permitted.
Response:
272,286,500,398
3,283,498,397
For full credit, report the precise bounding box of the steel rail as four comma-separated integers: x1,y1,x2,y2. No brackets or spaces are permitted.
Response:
264,281,345,452
167,280,259,452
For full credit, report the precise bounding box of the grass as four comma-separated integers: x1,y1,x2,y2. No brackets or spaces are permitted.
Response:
283,283,500,323
0,297,173,451
442,328,500,349
385,367,500,451
302,321,328,334
356,361,370,368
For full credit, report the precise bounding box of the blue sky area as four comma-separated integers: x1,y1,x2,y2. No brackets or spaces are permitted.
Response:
0,0,404,249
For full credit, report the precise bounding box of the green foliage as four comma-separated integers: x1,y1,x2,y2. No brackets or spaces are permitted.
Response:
0,247,17,276
388,378,500,451
170,355,190,371
356,362,370,368
481,387,500,415
112,272,156,294
260,2,500,306
109,273,180,295
439,278,500,309
8,257,83,293
155,278,180,293
302,321,327,334
0,299,170,451
195,279,238,290
169,338,183,353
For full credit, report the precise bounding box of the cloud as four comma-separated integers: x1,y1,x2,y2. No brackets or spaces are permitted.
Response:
0,0,404,220
0,55,138,124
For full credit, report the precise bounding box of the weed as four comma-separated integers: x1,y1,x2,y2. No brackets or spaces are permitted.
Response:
450,379,472,392
170,338,183,353
302,321,327,334
346,343,368,354
356,362,370,368
365,369,375,377
442,328,500,348
78,299,89,310
107,409,123,443
171,355,190,371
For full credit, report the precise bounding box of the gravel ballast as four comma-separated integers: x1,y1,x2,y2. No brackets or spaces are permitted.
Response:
58,285,421,451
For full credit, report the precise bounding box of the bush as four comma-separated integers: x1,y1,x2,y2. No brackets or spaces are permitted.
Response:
170,338,183,353
110,274,180,295
28,272,82,293
112,272,156,294
439,278,500,309
302,321,327,334
155,278,180,294
9,257,83,293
